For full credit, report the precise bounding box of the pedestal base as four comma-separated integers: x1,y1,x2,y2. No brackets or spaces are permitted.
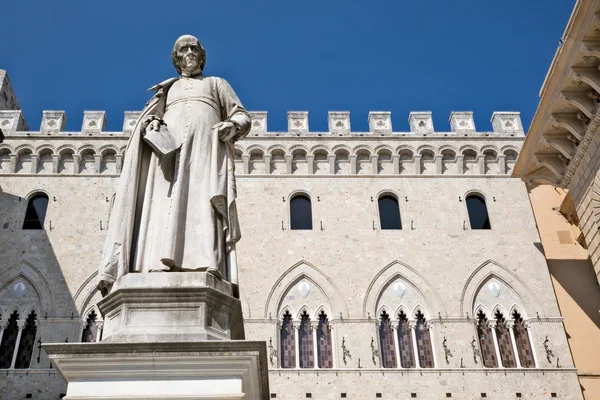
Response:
44,341,269,400
98,272,245,342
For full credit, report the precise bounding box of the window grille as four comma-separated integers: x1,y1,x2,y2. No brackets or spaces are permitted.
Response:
299,311,314,368
494,310,516,368
397,311,415,368
476,311,498,368
379,311,397,368
290,195,312,230
280,311,295,368
15,310,37,369
512,310,535,368
0,311,19,368
81,310,99,343
317,311,333,368
415,311,434,368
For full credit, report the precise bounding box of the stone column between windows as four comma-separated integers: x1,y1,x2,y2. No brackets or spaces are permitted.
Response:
456,155,464,174
30,154,38,174
241,155,250,175
506,320,522,368
307,154,315,175
284,155,293,175
497,155,506,174
349,155,357,175
371,154,378,175
392,154,400,175
428,322,437,368
477,155,485,174
0,320,8,345
96,321,104,343
274,321,281,368
10,319,26,369
311,321,319,369
9,154,17,173
524,321,539,367
73,155,81,175
435,155,443,174
391,323,401,368
263,154,272,175
294,323,300,369
52,154,59,173
94,154,102,174
413,155,421,175
328,154,336,175
488,320,503,368
409,320,420,368
116,154,123,174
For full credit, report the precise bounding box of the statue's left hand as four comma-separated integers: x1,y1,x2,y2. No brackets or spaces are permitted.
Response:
213,121,238,142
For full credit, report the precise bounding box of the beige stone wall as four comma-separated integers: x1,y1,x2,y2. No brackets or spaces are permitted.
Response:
0,125,583,399
528,184,600,400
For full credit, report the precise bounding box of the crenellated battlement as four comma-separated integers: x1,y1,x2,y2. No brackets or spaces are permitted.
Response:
0,110,524,137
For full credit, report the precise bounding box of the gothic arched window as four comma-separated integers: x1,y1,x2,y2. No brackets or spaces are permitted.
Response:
15,310,37,369
512,310,535,368
290,194,312,230
0,311,19,368
494,310,516,368
298,311,314,368
23,193,49,230
378,195,402,230
397,310,415,368
415,310,434,368
280,311,295,368
81,310,100,343
466,194,491,230
379,311,397,368
476,310,498,368
317,311,333,368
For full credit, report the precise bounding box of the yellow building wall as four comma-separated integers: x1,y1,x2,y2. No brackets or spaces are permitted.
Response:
528,184,600,399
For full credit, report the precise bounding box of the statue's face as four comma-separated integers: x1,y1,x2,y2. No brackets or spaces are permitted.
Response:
177,39,201,72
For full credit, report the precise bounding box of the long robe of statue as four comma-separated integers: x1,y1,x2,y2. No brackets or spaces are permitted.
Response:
97,35,250,295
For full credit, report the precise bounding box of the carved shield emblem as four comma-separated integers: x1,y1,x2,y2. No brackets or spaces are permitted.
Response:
393,281,406,298
488,281,501,298
298,281,311,298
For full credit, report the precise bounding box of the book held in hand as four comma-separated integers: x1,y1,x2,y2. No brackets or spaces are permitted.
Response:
143,124,180,157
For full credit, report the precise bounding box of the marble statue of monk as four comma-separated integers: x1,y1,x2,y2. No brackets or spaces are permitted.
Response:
98,35,250,296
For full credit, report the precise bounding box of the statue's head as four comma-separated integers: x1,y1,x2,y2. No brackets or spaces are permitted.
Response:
172,35,206,76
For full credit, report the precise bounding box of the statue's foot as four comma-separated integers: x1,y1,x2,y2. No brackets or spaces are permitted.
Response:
159,258,181,271
206,267,223,280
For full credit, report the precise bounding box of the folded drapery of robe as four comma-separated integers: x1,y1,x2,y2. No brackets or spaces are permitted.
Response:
143,124,180,157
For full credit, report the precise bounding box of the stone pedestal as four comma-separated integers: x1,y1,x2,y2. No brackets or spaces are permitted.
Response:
45,341,269,400
98,272,245,342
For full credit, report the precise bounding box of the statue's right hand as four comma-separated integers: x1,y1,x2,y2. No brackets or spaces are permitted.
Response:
141,116,162,135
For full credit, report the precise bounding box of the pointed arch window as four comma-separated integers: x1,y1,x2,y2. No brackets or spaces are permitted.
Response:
466,194,491,229
15,310,37,369
494,310,516,368
378,195,402,230
290,194,312,230
476,310,498,368
0,311,19,368
280,311,295,368
379,311,397,368
81,310,100,343
298,311,314,368
397,310,415,368
317,311,333,368
23,193,49,230
512,310,535,368
415,310,434,368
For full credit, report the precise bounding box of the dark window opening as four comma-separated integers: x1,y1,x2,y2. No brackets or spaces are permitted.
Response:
280,311,295,368
378,310,397,368
290,195,312,230
466,194,491,230
23,193,49,230
0,310,19,368
15,310,37,369
378,195,401,230
81,310,100,343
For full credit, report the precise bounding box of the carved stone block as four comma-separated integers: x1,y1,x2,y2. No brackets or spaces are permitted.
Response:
449,111,476,133
368,111,392,133
250,111,268,133
328,111,350,133
122,111,142,133
491,112,524,135
82,111,107,133
40,110,66,133
288,111,309,132
0,110,28,134
409,111,434,133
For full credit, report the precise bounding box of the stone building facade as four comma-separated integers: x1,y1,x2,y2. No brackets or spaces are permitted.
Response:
0,69,583,399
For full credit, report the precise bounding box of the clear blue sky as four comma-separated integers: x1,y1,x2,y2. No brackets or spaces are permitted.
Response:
0,1,574,133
